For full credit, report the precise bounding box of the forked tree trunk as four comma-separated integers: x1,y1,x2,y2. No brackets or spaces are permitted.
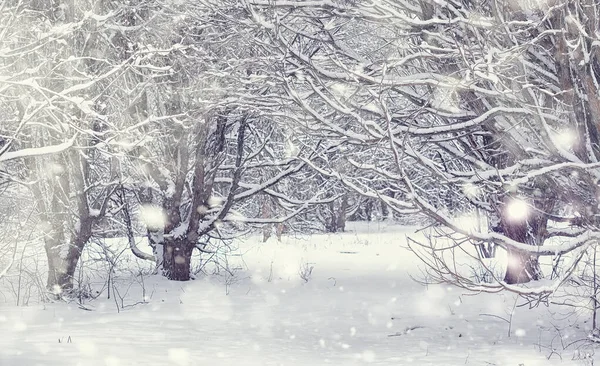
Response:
162,238,194,281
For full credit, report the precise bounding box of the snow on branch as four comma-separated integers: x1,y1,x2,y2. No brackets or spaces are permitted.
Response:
405,173,598,256
0,135,76,163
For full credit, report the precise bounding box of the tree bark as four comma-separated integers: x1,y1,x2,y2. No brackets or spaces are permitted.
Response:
45,239,77,293
336,195,348,232
500,197,551,284
504,248,541,285
44,220,92,295
162,237,193,281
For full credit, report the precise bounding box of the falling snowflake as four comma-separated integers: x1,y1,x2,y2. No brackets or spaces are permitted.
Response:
506,199,529,222
139,205,167,230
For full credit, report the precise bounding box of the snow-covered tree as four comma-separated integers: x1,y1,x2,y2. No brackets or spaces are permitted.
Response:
122,0,330,280
0,0,161,294
245,0,600,306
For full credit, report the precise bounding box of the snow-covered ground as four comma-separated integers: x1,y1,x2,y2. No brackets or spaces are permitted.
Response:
0,222,596,365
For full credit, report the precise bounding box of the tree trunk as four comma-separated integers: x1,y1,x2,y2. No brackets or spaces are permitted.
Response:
147,229,164,268
326,201,338,232
504,248,541,284
275,223,285,241
162,238,193,281
262,200,272,242
500,198,551,284
46,249,76,294
262,226,272,242
364,199,373,221
44,235,84,295
336,195,348,232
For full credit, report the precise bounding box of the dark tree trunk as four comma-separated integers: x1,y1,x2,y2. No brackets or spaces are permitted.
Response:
327,201,337,232
162,238,193,281
381,200,390,220
501,220,540,284
336,195,348,232
324,196,348,233
364,199,373,221
504,248,541,284
500,198,551,284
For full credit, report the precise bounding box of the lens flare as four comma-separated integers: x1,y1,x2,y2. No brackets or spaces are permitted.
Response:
506,199,528,222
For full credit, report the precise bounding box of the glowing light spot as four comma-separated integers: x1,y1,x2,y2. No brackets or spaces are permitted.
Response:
463,183,479,198
13,321,27,331
77,340,97,356
515,328,526,337
285,139,299,158
432,86,461,113
46,162,64,177
505,253,524,274
104,356,120,366
361,350,376,363
207,196,223,208
139,205,166,230
330,82,354,100
555,130,577,150
506,199,528,222
457,214,480,233
168,348,190,366
197,205,208,215
52,284,62,296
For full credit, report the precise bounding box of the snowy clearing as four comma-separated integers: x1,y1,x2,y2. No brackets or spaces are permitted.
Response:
0,223,595,365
